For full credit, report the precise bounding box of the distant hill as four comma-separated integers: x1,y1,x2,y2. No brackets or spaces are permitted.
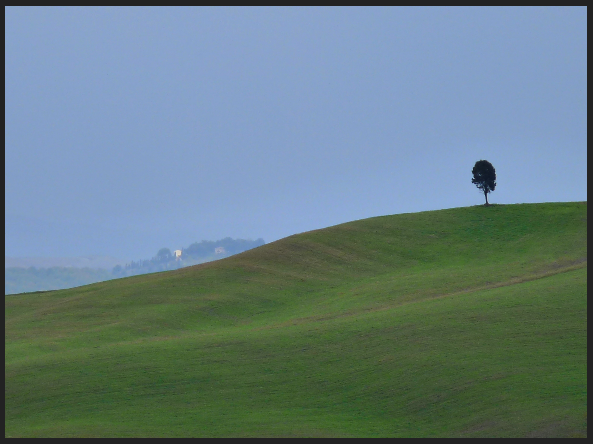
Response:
5,238,265,294
5,267,114,295
5,255,125,295
5,203,587,437
4,255,126,270
111,237,266,278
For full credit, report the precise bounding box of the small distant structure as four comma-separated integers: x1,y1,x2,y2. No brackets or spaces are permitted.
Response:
214,246,226,255
173,250,182,261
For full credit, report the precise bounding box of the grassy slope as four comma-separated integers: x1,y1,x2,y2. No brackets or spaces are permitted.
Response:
5,202,587,437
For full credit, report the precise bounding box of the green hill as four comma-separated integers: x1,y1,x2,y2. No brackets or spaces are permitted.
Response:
5,202,587,437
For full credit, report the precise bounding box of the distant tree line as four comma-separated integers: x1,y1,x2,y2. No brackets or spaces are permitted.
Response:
5,237,265,294
111,237,265,278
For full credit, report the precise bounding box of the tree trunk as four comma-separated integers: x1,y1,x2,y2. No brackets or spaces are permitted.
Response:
484,190,489,205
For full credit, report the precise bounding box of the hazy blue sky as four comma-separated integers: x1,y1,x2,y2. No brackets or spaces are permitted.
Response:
5,6,587,260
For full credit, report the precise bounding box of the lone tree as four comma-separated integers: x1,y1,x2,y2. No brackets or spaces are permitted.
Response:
472,160,496,205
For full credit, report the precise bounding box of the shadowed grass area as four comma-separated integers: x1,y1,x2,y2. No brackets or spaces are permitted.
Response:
5,202,587,437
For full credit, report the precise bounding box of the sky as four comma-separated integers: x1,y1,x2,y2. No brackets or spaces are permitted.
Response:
5,6,587,261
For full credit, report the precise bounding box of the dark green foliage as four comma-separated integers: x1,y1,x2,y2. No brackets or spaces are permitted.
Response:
156,248,172,262
472,160,496,205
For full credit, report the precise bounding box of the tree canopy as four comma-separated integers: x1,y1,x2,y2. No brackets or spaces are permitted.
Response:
471,160,496,205
156,248,172,261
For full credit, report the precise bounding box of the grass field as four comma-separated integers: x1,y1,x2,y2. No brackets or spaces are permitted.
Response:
5,202,587,437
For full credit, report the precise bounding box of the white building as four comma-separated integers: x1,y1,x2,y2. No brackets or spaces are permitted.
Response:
173,250,182,260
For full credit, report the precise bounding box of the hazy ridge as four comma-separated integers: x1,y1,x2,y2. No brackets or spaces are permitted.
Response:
4,255,126,270
5,238,265,295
